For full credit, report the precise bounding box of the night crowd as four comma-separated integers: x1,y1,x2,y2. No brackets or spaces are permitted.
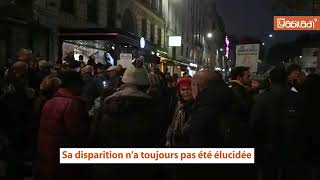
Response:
0,48,320,180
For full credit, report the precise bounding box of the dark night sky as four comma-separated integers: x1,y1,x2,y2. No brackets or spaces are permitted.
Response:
216,0,308,44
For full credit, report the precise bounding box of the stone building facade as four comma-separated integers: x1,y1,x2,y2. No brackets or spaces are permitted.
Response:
1,0,224,69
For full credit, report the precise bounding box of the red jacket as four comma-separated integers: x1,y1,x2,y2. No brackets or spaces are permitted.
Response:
35,88,90,180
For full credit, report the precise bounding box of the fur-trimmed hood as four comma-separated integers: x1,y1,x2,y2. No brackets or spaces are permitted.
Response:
103,85,152,114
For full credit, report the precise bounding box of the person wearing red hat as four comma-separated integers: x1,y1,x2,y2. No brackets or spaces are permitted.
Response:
166,76,193,148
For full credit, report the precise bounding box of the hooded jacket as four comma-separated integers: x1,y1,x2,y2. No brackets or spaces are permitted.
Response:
91,85,160,147
90,85,161,180
35,88,90,180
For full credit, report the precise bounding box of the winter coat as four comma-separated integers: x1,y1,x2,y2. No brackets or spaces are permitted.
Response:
81,75,99,112
148,86,172,146
0,83,35,161
32,69,51,92
189,80,244,147
166,100,193,147
229,81,253,123
250,84,303,165
30,91,56,158
35,88,90,180
167,87,178,123
91,85,160,147
90,85,161,180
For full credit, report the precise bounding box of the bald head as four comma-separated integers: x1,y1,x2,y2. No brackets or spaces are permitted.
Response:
17,48,32,63
192,70,222,99
10,61,28,79
38,60,48,70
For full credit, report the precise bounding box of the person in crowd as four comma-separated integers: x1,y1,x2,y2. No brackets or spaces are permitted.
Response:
117,64,125,77
16,48,39,91
229,66,253,123
87,56,96,68
106,65,121,91
33,60,51,93
17,48,32,64
251,66,304,179
78,55,84,63
90,62,160,180
183,72,189,77
94,63,108,91
64,52,80,72
300,74,320,164
166,76,193,147
30,75,62,160
189,70,244,147
35,71,90,180
173,73,179,81
0,67,5,95
166,74,178,123
80,61,86,69
297,70,306,92
50,64,62,77
179,70,249,180
0,61,35,180
37,60,50,79
249,75,264,101
287,63,302,92
81,65,99,113
148,71,171,146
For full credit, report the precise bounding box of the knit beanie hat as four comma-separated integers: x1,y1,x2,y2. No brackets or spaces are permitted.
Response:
122,64,150,86
177,77,192,90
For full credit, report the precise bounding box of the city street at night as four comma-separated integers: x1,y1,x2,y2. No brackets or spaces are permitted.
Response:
1,0,320,180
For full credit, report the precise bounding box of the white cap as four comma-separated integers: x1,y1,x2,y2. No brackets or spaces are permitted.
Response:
122,65,150,86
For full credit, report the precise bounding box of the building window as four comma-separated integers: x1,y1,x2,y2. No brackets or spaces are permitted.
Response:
142,19,147,37
181,44,184,56
87,0,98,23
159,0,162,13
60,0,75,14
150,24,155,43
122,10,137,34
157,28,161,47
186,47,189,58
107,0,117,27
172,47,176,60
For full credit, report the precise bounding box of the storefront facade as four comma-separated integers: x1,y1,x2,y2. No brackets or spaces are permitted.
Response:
58,28,160,67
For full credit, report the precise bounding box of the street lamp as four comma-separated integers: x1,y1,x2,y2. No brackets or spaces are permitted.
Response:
269,34,273,38
219,48,223,52
262,43,265,46
207,33,213,38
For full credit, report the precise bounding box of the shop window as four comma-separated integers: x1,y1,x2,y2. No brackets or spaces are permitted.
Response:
87,0,98,23
61,0,75,14
150,24,155,43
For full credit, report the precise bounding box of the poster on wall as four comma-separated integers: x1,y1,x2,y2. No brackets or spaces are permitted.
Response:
236,44,260,73
301,56,318,68
119,53,132,68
